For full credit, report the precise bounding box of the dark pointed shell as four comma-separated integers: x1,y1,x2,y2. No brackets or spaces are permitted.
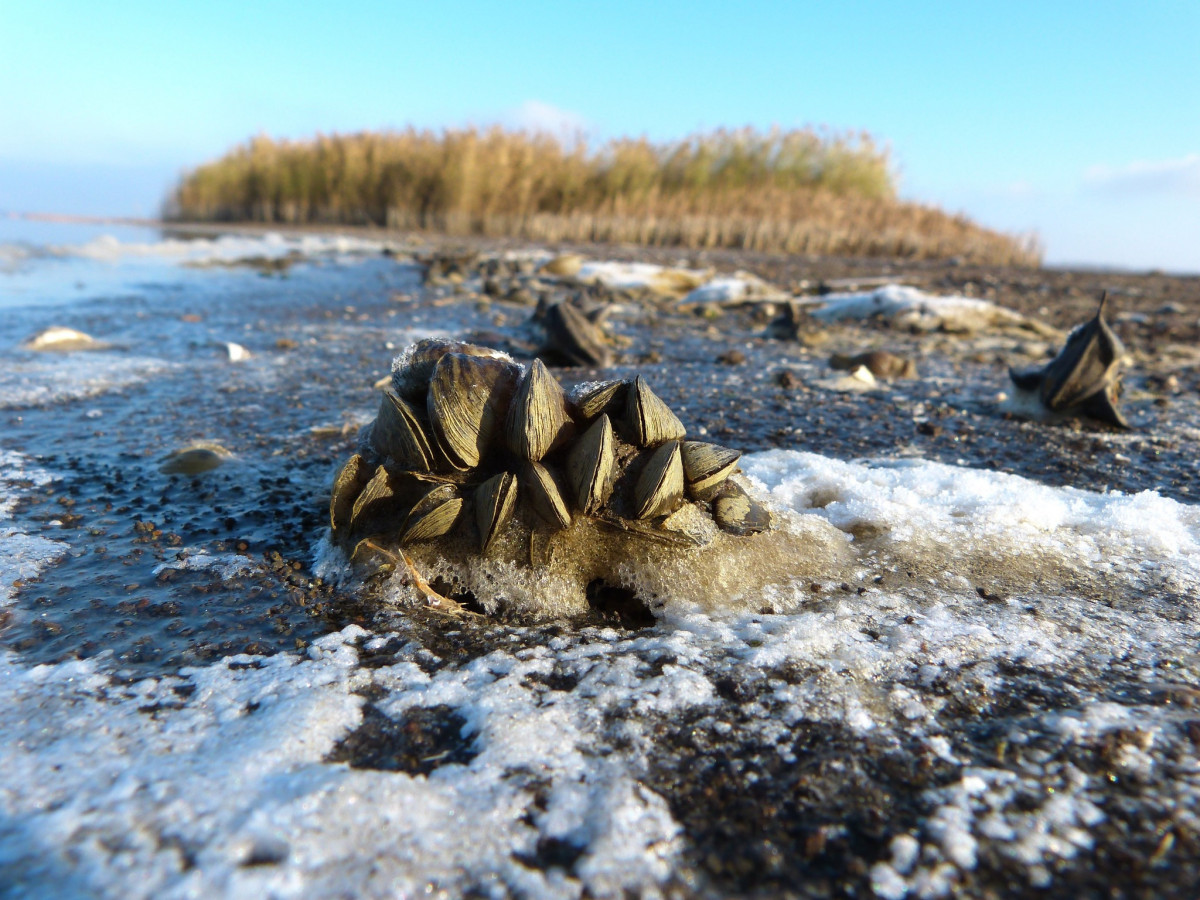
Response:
522,461,572,531
543,300,612,367
1039,297,1125,411
349,465,399,534
475,472,518,553
567,413,615,514
505,359,572,461
680,441,741,501
573,380,629,423
712,480,771,536
626,376,686,446
634,440,684,519
371,388,434,471
330,454,368,535
428,353,520,470
400,484,464,543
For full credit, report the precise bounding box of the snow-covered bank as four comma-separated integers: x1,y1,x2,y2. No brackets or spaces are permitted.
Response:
2,450,1198,898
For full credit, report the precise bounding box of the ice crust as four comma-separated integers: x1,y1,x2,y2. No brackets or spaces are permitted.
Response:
810,284,1049,334
0,450,68,606
4,449,1200,897
55,232,401,266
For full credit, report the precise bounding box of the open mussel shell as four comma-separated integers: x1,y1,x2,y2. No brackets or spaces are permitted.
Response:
392,338,513,402
542,300,612,368
680,441,741,501
330,453,369,535
712,480,771,536
371,387,435,471
634,440,684,519
428,352,520,470
505,358,573,461
348,465,401,536
573,380,629,422
567,413,616,514
1039,295,1124,412
475,472,518,554
400,484,464,543
1009,294,1129,428
522,461,572,531
626,376,686,446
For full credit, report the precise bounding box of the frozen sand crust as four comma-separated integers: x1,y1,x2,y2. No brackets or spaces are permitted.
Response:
743,449,1200,599
3,450,1200,897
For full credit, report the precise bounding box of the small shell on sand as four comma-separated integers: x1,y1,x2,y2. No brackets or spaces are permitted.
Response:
224,342,253,362
22,327,107,352
160,443,234,475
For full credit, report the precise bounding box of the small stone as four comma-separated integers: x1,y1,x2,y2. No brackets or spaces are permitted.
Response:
22,326,105,352
718,349,747,365
776,371,801,389
160,443,233,475
541,254,586,277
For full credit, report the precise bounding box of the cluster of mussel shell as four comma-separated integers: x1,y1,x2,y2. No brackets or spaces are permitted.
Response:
330,339,769,559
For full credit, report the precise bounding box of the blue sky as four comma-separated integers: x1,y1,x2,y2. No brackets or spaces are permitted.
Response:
1,0,1197,271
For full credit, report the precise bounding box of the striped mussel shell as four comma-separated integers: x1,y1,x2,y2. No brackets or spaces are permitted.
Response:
567,413,616,514
711,480,771,536
573,379,628,423
371,387,435,472
680,441,741,501
522,461,572,531
427,352,520,470
626,376,686,447
330,453,369,535
391,338,514,402
505,358,573,461
474,472,518,554
542,300,612,368
634,440,684,519
348,465,399,536
399,483,464,544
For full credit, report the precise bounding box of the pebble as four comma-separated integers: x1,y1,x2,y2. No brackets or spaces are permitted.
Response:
21,326,105,352
160,443,233,475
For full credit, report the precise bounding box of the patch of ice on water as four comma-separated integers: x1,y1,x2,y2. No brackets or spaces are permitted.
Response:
0,450,67,605
152,550,258,580
54,232,401,266
0,352,174,408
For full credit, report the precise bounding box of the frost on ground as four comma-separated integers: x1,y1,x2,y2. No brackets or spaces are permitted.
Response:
808,284,1058,336
3,449,1199,898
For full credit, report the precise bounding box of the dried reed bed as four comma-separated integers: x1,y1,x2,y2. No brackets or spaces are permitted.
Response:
166,128,1040,266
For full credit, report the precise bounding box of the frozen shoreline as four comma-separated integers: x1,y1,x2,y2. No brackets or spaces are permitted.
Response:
1,226,1198,898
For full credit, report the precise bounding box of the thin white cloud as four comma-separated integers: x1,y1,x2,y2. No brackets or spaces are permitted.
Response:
1084,153,1200,196
504,100,590,143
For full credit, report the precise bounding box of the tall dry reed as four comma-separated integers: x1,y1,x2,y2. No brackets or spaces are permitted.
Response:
166,127,1039,266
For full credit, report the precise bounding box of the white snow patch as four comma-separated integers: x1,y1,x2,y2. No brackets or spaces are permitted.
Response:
810,284,1047,334
152,550,259,580
0,450,68,606
54,232,401,266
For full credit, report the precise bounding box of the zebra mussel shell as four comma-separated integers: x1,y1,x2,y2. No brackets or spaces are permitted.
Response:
681,441,742,501
329,340,766,569
626,376,686,446
541,300,612,368
475,472,518,553
568,414,616,514
506,359,573,461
